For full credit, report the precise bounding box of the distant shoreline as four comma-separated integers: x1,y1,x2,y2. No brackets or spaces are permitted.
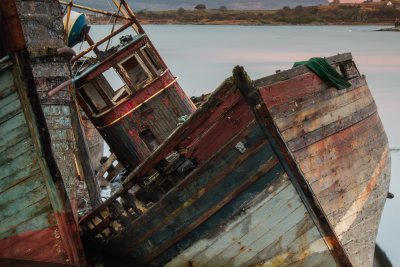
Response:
86,5,400,27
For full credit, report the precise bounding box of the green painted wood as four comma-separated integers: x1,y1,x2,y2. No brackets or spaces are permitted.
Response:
0,177,47,221
0,137,34,166
0,197,52,238
0,69,15,97
0,93,21,124
0,164,40,192
0,150,39,181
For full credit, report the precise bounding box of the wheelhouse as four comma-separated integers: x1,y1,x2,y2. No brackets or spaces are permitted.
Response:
73,34,196,169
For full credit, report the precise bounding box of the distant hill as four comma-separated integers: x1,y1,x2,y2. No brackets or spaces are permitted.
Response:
74,0,329,11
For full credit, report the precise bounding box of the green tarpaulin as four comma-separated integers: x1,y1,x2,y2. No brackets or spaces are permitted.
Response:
293,57,351,90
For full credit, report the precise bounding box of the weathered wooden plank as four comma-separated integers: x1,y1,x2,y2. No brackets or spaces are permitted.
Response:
295,113,383,174
188,181,300,266
217,204,310,266
18,235,61,261
0,198,52,238
308,147,380,198
0,69,15,97
0,163,40,192
107,124,273,259
287,101,377,152
0,177,47,221
0,224,55,253
258,72,327,109
0,136,34,166
121,142,277,261
0,150,40,181
338,206,385,267
275,84,370,132
0,112,29,152
247,223,335,267
162,174,290,266
0,225,67,264
269,76,365,120
298,119,384,172
281,91,374,142
96,153,117,179
296,122,386,179
179,90,243,148
331,147,389,232
254,53,353,89
0,92,21,123
186,101,255,162
306,127,386,195
154,171,290,266
143,154,276,263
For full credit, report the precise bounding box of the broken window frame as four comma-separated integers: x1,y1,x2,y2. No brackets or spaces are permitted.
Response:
118,52,153,91
139,44,163,76
76,44,166,115
78,73,130,115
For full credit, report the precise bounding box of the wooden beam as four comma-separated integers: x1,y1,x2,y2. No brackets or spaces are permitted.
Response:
96,153,117,180
69,86,102,208
59,1,130,21
71,19,135,62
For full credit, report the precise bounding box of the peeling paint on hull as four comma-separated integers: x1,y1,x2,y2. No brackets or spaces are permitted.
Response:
80,54,390,266
0,2,85,265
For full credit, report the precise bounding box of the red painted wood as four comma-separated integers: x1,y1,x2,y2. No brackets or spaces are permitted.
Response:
96,70,177,127
0,212,83,266
186,100,255,162
259,72,326,109
0,227,68,264
179,90,243,148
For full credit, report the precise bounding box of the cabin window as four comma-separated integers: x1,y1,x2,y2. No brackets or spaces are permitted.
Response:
140,129,159,152
80,82,109,113
78,72,131,114
120,54,151,89
140,45,163,73
102,69,130,102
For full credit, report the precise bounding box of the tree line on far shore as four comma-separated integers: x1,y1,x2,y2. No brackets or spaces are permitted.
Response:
88,4,400,25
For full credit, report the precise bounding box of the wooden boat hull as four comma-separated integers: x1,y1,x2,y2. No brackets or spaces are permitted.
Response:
80,54,390,267
0,1,85,265
256,57,390,266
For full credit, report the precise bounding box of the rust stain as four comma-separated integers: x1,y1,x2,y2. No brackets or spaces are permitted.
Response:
334,146,389,237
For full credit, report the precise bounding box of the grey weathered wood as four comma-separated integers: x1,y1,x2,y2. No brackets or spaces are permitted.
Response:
70,91,102,208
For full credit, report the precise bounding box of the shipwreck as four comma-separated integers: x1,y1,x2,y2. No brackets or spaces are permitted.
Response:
0,0,392,266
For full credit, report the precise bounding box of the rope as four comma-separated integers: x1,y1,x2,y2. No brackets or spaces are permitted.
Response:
106,1,122,51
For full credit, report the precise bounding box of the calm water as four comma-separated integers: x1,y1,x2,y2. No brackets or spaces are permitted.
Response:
89,25,400,264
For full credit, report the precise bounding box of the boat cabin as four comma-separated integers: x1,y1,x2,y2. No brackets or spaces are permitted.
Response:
74,34,196,170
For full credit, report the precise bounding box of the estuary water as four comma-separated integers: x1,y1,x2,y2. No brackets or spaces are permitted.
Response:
89,25,400,264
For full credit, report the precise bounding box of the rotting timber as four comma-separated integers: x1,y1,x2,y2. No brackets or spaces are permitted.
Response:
78,49,390,266
51,1,390,266
0,1,85,265
0,0,392,266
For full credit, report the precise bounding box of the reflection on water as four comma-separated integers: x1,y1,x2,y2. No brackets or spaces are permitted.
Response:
89,25,399,264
